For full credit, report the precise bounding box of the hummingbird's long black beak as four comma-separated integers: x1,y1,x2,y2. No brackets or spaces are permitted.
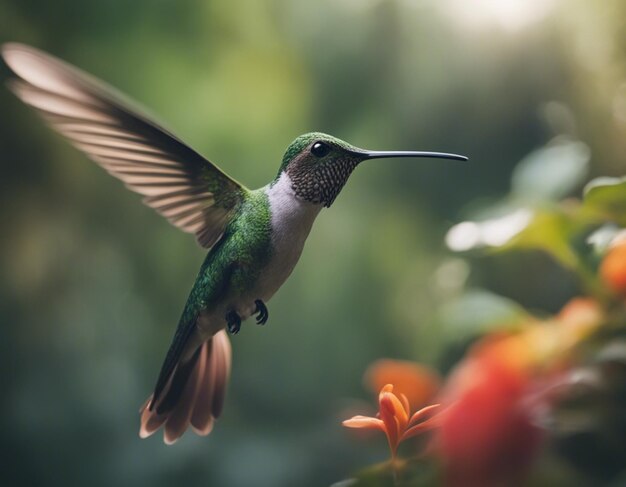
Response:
361,150,468,161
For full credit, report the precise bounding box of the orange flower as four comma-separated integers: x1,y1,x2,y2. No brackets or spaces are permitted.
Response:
364,359,440,410
435,340,542,487
555,297,602,351
600,241,626,295
343,384,441,458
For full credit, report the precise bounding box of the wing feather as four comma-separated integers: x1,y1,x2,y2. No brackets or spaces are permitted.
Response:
2,43,246,248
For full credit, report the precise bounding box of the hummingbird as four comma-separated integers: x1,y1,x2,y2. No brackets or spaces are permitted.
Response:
2,43,467,444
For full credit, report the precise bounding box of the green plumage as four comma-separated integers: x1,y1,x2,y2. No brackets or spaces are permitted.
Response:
197,191,271,299
277,132,360,176
152,189,272,404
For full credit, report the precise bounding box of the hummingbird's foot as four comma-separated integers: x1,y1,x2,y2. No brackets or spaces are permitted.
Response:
225,310,242,335
254,299,269,325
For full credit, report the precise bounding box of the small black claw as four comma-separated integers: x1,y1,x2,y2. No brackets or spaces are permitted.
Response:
254,299,269,325
226,310,242,335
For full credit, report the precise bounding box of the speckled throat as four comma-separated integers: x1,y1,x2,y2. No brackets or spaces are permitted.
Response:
285,154,360,207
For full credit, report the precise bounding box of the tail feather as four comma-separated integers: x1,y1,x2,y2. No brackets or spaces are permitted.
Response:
162,345,206,445
191,329,231,433
156,345,202,415
149,321,197,411
139,330,232,444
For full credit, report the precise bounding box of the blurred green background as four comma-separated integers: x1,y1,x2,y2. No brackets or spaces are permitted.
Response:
2,1,626,486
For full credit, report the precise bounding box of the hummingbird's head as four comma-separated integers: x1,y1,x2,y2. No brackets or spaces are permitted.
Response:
277,132,468,207
277,132,364,207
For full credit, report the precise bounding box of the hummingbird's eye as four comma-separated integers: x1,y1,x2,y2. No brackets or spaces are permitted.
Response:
311,141,330,158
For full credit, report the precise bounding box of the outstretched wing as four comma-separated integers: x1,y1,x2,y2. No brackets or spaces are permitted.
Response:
2,43,246,248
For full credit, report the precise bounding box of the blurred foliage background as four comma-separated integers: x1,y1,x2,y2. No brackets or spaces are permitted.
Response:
2,1,626,486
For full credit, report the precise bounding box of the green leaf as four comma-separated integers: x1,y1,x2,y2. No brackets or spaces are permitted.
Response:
501,208,580,270
586,224,622,255
445,207,533,252
446,205,581,272
512,138,590,203
438,289,530,339
583,177,626,225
